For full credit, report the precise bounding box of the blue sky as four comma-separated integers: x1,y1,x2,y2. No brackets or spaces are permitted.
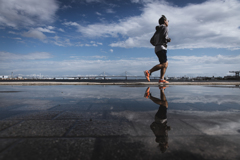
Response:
0,0,240,78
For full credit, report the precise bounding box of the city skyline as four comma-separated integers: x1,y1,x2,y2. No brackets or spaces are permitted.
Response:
0,0,240,77
1,70,239,79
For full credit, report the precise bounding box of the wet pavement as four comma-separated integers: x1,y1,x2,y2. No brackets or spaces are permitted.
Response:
0,85,240,160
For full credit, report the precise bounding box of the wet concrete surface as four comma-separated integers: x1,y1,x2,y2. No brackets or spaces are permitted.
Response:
0,85,240,160
1,81,240,86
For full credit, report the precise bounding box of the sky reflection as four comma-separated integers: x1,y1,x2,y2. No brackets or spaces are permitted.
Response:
0,85,239,112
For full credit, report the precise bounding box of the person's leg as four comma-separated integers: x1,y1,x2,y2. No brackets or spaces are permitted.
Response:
149,90,168,107
149,95,162,105
149,61,168,75
144,50,168,82
144,87,151,98
160,88,168,108
160,61,168,80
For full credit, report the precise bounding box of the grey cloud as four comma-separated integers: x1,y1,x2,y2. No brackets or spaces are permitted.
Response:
22,29,47,41
0,52,53,61
85,0,103,3
0,0,59,28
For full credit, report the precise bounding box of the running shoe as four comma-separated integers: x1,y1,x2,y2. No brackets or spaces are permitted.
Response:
144,87,150,99
159,79,169,83
144,70,150,82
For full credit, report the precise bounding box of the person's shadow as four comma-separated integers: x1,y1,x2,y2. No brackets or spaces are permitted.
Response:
144,86,171,153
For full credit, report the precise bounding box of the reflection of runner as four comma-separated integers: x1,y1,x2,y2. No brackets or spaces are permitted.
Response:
144,86,171,153
144,15,171,83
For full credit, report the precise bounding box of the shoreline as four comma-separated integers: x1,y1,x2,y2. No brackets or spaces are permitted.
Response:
0,81,240,85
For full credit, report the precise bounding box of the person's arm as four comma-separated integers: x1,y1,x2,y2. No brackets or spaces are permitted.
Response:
163,27,171,43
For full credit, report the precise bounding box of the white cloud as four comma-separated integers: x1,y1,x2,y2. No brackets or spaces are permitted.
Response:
50,40,103,47
63,21,80,28
58,28,65,32
0,53,239,77
130,0,154,3
110,49,113,52
0,58,148,75
96,12,102,16
70,55,107,59
36,26,55,33
167,54,240,77
64,0,240,50
12,37,22,40
130,0,140,3
81,41,103,47
63,19,142,38
47,26,55,30
169,54,240,64
51,36,73,47
8,31,18,35
92,55,107,59
0,0,59,28
61,5,72,10
0,51,52,61
106,9,115,13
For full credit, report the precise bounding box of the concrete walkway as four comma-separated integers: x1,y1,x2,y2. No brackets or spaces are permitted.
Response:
0,85,240,159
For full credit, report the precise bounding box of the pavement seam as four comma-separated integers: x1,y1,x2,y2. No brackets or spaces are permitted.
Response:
0,120,24,133
51,111,65,120
102,110,108,119
62,120,78,137
86,104,93,111
0,135,221,139
90,138,102,160
0,139,23,155
47,104,61,111
127,120,140,136
179,119,206,135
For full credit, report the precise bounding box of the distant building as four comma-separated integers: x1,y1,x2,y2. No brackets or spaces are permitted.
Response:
225,71,240,80
0,75,9,79
224,76,240,80
229,71,240,78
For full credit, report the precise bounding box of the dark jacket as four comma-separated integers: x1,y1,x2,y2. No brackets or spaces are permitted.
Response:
150,24,171,52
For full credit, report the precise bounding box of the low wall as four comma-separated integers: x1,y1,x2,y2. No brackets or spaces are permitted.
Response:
0,81,240,85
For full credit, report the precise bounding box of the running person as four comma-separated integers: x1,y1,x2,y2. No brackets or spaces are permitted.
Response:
144,15,171,83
